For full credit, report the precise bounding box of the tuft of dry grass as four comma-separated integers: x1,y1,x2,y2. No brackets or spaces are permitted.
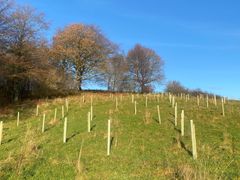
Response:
15,124,40,175
75,140,87,180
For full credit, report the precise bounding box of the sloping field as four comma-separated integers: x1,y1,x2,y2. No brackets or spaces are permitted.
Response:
0,93,239,179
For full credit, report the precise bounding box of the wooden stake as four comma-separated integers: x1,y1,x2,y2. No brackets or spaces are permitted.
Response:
88,112,91,132
107,119,111,156
134,101,137,115
62,105,64,119
145,96,148,108
214,95,217,106
17,112,20,127
175,103,177,126
116,97,118,110
157,105,161,124
197,96,200,107
66,99,69,112
222,98,225,117
190,120,197,160
36,105,39,116
172,96,175,108
42,113,45,133
0,121,3,145
206,95,209,108
132,94,134,103
82,95,85,103
63,117,67,143
90,105,93,121
54,108,57,122
181,110,184,136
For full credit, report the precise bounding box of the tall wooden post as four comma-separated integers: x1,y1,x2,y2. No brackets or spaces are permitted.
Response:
181,110,184,136
0,121,3,145
157,105,161,124
190,120,197,160
42,113,45,133
222,98,225,117
107,119,111,156
88,112,91,132
175,103,178,126
63,117,67,143
17,112,20,127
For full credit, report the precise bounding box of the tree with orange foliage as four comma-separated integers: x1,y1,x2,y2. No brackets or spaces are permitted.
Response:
51,24,115,90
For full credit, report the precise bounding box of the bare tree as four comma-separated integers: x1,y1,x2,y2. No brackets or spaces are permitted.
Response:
165,81,187,95
126,44,164,93
0,0,13,50
96,53,130,91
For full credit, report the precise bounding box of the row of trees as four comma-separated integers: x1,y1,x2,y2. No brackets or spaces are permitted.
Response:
165,81,217,97
0,0,164,103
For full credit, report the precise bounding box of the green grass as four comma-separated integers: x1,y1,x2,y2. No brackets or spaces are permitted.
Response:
0,93,239,179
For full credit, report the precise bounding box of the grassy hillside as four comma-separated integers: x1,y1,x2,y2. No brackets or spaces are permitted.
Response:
0,93,239,179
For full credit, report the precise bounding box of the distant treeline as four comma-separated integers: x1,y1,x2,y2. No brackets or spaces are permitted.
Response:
165,81,220,98
0,0,164,105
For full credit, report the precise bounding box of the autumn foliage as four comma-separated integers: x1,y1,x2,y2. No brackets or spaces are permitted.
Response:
0,0,164,104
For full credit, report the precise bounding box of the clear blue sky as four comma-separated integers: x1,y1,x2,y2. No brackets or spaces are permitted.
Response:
16,0,240,99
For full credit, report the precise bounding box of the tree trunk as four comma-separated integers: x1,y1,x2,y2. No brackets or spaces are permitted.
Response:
13,80,19,102
77,70,83,91
78,78,82,91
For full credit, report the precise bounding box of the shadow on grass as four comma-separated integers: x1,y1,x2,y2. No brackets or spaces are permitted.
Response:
45,126,54,132
174,127,181,134
90,124,96,131
153,117,160,124
168,118,175,126
180,140,192,157
110,137,114,150
67,131,80,142
2,137,16,145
